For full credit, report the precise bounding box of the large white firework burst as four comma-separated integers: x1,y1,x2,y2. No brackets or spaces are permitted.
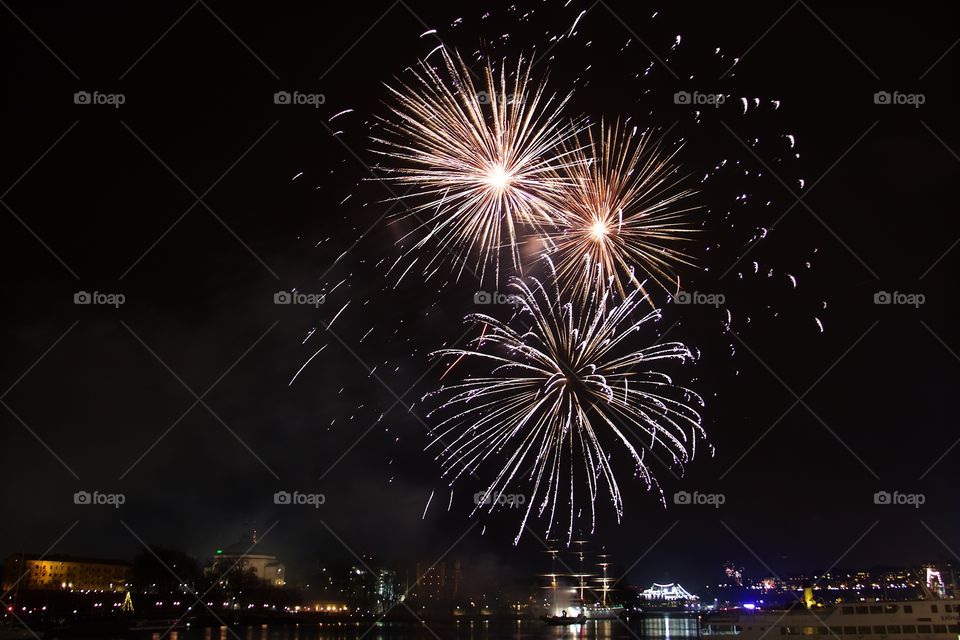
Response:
547,120,700,303
373,48,582,284
426,262,707,544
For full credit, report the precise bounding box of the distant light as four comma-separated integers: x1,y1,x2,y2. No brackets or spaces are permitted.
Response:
743,603,756,610
216,549,223,554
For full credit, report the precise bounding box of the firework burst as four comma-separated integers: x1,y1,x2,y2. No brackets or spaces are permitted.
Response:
546,121,700,303
426,261,707,544
373,48,582,284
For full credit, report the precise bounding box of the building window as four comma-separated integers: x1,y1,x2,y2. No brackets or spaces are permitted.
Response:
917,625,931,634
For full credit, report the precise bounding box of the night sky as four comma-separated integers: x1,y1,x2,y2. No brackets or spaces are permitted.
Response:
2,1,959,593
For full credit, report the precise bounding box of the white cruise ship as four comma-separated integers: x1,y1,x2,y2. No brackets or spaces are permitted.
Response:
703,598,960,640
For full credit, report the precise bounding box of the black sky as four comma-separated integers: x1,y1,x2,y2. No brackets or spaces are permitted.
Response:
1,1,959,593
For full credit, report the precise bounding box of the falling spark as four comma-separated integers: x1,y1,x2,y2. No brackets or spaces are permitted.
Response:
422,489,435,519
289,344,328,386
327,301,350,329
569,9,586,35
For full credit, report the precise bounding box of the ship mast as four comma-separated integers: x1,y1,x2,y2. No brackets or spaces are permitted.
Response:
543,546,560,615
597,554,613,607
573,540,589,607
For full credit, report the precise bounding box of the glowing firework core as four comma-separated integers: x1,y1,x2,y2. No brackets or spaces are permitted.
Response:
589,219,610,241
485,164,513,193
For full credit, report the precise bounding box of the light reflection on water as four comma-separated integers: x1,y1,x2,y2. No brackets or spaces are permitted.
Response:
139,616,699,640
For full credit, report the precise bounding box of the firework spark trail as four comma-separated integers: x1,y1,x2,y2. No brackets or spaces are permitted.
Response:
426,260,707,544
546,120,700,305
372,48,585,285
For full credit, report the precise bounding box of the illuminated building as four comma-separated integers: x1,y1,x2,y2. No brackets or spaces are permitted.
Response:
346,565,375,601
925,564,946,598
413,562,446,599
210,539,286,587
411,560,461,600
2,554,132,592
376,569,398,610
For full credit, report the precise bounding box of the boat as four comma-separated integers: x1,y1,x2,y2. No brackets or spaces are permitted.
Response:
636,582,702,614
544,611,587,625
540,543,626,624
703,592,960,640
583,555,624,619
583,603,625,620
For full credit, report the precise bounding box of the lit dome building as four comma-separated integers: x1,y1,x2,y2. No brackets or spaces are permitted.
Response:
209,535,286,587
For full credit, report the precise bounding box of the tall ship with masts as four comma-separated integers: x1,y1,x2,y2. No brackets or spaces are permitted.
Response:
540,541,626,624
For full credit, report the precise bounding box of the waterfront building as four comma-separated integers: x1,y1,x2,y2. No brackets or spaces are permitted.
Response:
376,568,398,609
411,560,462,600
2,554,132,592
210,541,285,587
